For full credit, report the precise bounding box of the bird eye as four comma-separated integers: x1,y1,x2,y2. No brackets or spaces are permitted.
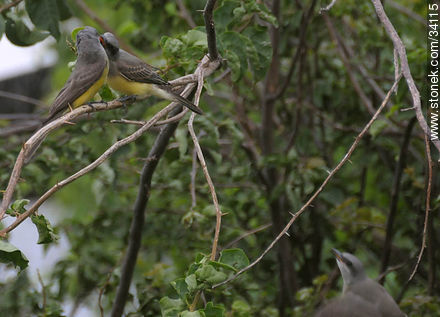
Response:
346,260,353,267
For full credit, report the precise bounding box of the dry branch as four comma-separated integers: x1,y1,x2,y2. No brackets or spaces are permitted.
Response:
370,0,440,154
213,74,402,288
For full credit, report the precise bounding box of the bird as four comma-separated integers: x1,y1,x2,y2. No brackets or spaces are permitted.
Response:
100,32,203,115
25,26,109,162
44,26,109,124
314,249,405,317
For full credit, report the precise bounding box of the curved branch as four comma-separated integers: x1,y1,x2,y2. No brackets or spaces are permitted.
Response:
0,97,134,220
370,0,440,153
0,101,175,236
213,74,402,288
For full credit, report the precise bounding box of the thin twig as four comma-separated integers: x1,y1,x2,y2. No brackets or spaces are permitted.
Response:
371,0,440,153
408,134,433,281
110,56,220,317
319,0,337,13
379,117,416,284
387,0,427,26
0,97,136,220
0,0,22,13
177,0,197,28
221,223,272,250
187,60,222,312
213,74,402,288
0,90,47,108
37,270,47,311
187,61,222,261
190,146,198,210
98,270,113,317
0,102,175,235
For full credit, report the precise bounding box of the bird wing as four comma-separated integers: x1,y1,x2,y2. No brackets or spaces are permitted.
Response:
350,279,404,317
48,56,108,121
314,293,380,317
116,50,169,86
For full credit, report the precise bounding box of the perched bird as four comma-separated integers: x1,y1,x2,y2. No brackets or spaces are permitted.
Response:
44,26,109,123
25,26,108,162
100,32,203,115
315,249,405,317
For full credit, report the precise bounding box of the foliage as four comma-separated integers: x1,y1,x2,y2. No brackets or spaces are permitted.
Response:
0,0,438,316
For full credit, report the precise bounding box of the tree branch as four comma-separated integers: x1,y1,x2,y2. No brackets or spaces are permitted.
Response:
203,0,219,60
110,108,181,317
370,0,440,153
379,116,416,284
0,0,22,13
407,134,433,282
213,74,402,289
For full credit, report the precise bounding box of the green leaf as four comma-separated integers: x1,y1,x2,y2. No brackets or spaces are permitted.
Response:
5,18,49,46
202,302,225,317
218,249,249,271
6,199,29,216
242,26,272,80
208,260,236,272
181,311,203,317
31,214,59,244
183,30,208,48
161,37,185,59
25,0,61,39
244,2,279,27
232,299,251,316
185,273,197,293
0,240,29,271
159,296,185,317
56,0,72,20
171,278,189,302
71,26,85,42
214,0,240,32
195,264,228,285
369,119,388,138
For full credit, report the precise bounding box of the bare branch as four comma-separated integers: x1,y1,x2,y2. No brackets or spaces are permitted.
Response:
177,0,197,28
408,135,433,282
379,117,416,284
204,0,219,60
370,0,440,153
213,74,402,288
0,101,174,236
109,55,220,317
319,0,337,13
0,97,135,220
0,90,47,108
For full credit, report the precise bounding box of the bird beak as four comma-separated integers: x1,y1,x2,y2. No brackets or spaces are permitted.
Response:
99,36,105,47
331,248,344,263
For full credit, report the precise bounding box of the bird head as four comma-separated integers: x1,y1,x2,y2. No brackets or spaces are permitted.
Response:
100,32,120,60
331,249,367,291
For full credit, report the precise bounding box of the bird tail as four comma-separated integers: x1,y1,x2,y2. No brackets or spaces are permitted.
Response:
157,86,203,115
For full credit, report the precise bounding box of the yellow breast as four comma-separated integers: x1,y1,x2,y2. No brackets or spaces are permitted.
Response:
73,63,109,107
108,74,155,96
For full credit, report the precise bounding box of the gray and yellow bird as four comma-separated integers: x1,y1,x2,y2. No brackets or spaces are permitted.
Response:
100,32,203,115
26,26,108,162
315,249,405,317
44,26,109,123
